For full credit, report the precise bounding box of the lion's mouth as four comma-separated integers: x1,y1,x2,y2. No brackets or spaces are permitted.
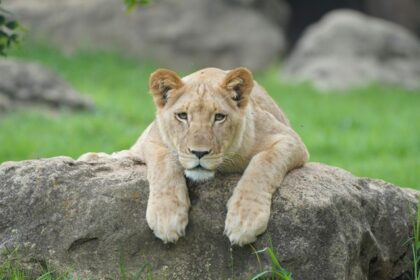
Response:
184,165,215,182
190,164,206,171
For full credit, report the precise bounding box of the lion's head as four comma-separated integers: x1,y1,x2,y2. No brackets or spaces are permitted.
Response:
149,67,254,182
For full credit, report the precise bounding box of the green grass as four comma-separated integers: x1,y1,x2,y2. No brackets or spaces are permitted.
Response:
1,243,293,279
2,244,291,280
0,246,71,280
119,257,154,280
0,246,154,280
0,43,419,189
1,44,156,161
251,245,292,280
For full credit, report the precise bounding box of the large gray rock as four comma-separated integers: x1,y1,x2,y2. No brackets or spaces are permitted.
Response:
282,9,420,91
3,0,286,71
226,0,290,30
0,157,418,279
0,59,93,111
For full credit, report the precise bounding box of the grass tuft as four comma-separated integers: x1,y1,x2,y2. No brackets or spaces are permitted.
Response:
0,247,154,279
251,245,293,280
0,246,69,280
119,256,154,280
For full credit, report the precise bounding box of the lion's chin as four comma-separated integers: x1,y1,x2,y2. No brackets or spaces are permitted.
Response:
184,168,215,182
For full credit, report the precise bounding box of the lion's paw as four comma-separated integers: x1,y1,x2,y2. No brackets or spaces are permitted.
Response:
77,152,111,161
146,193,190,243
224,191,271,246
110,150,141,161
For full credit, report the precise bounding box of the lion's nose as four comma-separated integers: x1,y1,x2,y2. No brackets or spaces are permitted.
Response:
189,149,210,159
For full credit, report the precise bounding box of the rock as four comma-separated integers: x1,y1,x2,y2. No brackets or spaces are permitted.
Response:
0,157,418,279
285,0,420,46
282,9,420,91
0,94,12,111
0,59,93,111
285,0,366,46
3,0,286,71
226,0,290,30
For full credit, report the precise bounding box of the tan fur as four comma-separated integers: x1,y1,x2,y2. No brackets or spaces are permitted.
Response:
78,67,309,246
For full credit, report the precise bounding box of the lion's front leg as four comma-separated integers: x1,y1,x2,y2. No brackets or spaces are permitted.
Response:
225,134,308,246
144,143,190,243
225,185,273,246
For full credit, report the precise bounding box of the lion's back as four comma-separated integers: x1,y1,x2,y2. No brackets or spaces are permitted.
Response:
250,82,290,127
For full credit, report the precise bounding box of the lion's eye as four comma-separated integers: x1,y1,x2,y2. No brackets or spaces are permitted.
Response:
215,113,226,122
176,112,188,121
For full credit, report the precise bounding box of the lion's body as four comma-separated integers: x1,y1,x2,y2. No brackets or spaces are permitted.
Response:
79,67,308,245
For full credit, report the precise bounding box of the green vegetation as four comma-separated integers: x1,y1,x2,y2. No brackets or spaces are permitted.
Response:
0,256,151,280
1,243,293,280
0,43,419,189
0,2,21,56
2,244,293,280
124,0,151,11
119,258,154,280
251,246,292,280
0,247,70,280
0,246,154,280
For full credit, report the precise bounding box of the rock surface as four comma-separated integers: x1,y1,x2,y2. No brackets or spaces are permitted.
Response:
0,157,418,279
282,9,420,91
3,0,286,71
0,59,93,111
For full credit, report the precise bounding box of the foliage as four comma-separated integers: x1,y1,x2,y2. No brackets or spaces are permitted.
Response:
0,0,150,56
124,0,151,11
251,246,293,280
1,242,292,280
0,246,70,280
0,247,154,279
119,256,154,280
0,0,20,56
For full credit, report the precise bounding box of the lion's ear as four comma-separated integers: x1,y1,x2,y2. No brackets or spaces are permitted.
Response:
149,68,184,108
221,67,254,108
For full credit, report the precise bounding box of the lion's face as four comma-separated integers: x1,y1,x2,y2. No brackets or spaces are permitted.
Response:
149,68,254,182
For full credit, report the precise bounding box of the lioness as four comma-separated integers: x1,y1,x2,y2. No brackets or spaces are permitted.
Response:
79,67,309,246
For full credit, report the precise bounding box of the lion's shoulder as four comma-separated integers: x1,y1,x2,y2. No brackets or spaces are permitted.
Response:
249,82,290,126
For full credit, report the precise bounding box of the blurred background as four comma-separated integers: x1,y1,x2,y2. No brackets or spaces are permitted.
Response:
0,0,419,188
